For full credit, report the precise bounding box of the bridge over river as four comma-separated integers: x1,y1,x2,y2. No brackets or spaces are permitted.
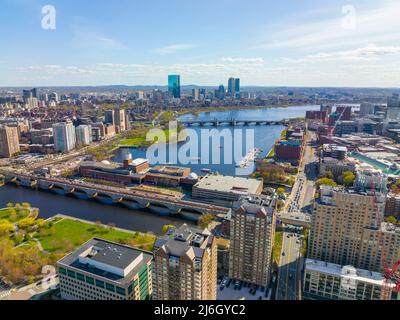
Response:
178,118,290,127
1,172,230,220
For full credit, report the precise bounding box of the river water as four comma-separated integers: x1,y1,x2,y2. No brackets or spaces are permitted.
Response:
1,106,319,232
114,105,319,176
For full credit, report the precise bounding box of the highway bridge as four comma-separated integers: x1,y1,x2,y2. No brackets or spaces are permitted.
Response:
2,172,230,220
178,118,289,127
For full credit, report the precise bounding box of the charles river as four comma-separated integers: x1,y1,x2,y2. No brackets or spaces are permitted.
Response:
0,105,319,234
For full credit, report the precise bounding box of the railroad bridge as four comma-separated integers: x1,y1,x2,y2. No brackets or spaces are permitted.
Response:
178,118,289,127
2,172,230,220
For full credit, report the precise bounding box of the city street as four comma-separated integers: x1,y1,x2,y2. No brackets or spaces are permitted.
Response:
276,230,303,300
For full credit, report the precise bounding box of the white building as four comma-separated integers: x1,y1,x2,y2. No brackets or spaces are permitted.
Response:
76,125,92,146
304,259,399,300
53,122,76,153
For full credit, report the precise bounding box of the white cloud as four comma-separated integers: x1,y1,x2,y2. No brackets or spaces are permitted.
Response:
151,44,197,55
221,57,264,64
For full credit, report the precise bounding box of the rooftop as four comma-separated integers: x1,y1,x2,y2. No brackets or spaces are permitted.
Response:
58,238,152,283
305,259,394,287
194,174,262,195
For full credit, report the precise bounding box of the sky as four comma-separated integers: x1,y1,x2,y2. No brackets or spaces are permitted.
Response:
1,0,400,87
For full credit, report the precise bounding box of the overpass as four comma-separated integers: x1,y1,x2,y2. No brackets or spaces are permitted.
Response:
178,118,289,127
2,172,231,220
277,211,311,228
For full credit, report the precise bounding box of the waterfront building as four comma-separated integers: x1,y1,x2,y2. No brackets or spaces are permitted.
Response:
152,224,217,300
57,238,153,300
275,139,303,162
144,165,190,187
0,125,20,158
303,259,399,300
168,75,181,99
192,174,263,206
229,196,276,288
53,122,76,153
75,125,92,146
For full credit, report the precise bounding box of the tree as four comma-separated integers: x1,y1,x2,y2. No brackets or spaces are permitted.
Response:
17,218,36,232
162,225,175,234
198,214,214,230
276,187,285,195
342,171,356,187
387,216,397,224
316,178,337,187
0,220,14,236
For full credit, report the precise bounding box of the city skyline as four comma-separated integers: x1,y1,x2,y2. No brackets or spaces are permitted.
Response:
1,0,400,87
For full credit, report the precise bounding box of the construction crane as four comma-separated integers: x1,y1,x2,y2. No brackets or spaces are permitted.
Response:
370,182,400,300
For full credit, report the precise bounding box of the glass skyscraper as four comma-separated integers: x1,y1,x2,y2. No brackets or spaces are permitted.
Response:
168,75,181,99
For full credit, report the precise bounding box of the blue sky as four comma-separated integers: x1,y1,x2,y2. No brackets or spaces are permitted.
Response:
1,0,400,87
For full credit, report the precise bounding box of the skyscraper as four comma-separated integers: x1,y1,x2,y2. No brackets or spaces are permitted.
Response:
114,109,127,131
104,110,115,125
22,88,38,102
152,224,217,300
168,75,181,99
228,78,240,98
53,122,76,153
229,196,276,288
0,125,20,158
75,125,92,146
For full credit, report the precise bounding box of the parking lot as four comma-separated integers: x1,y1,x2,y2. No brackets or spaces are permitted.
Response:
217,277,272,300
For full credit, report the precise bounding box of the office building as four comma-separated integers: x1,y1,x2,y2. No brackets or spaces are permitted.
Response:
53,122,76,153
0,125,20,158
152,224,217,300
228,78,240,98
229,196,276,288
75,125,92,146
192,88,200,101
303,259,399,300
104,110,115,125
360,103,376,117
386,94,400,120
215,84,225,100
114,109,127,132
192,174,263,206
168,75,181,99
57,238,153,300
22,88,38,102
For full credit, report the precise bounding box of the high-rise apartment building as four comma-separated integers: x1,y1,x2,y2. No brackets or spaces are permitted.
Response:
57,238,153,300
229,196,276,288
0,125,20,158
75,125,92,146
168,75,181,99
53,122,76,153
114,109,127,132
152,224,217,300
308,176,400,273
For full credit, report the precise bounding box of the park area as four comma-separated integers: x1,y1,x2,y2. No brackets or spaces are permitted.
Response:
0,203,156,286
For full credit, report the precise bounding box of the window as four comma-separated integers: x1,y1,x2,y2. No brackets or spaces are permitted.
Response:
106,283,115,292
67,270,76,279
59,267,67,275
76,273,85,282
86,276,95,285
96,280,105,288
116,287,126,295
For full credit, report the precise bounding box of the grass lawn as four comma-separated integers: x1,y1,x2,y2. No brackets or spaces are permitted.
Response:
119,128,179,147
0,207,30,223
36,218,156,254
273,231,283,265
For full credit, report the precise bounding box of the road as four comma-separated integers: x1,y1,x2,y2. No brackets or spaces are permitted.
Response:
276,230,303,300
276,128,317,300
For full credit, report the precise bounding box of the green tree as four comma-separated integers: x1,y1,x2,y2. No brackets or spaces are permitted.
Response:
0,220,14,236
342,171,356,187
276,187,285,195
387,216,397,224
198,214,214,230
316,178,337,187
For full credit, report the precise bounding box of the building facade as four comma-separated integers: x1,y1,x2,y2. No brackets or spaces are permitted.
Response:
168,75,181,99
303,259,398,300
75,125,92,146
229,196,276,288
53,122,76,153
57,238,153,300
0,125,20,158
152,224,217,300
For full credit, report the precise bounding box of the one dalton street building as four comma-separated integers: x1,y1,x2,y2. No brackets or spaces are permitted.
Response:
152,224,217,300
